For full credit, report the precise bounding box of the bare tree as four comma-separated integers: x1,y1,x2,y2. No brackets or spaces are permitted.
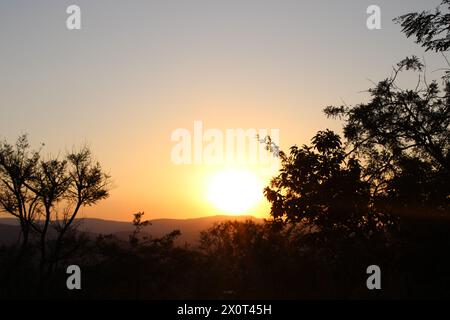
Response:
0,136,110,275
0,135,41,253
50,147,110,271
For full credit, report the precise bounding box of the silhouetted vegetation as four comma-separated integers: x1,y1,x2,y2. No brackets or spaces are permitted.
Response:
0,1,449,299
396,0,450,52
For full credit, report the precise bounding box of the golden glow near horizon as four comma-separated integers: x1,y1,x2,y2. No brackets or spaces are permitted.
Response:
206,168,264,215
167,119,280,218
2,1,437,221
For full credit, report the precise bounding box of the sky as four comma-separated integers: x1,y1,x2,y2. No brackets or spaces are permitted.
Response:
0,0,446,221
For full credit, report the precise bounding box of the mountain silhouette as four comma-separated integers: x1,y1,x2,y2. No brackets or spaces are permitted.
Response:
0,215,263,246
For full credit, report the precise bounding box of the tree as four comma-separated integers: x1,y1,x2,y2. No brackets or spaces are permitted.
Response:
324,24,450,218
49,147,110,272
129,211,151,247
395,0,450,52
324,58,450,221
377,155,449,219
30,157,71,274
0,135,111,274
199,220,271,298
263,130,389,237
0,136,41,252
321,2,450,217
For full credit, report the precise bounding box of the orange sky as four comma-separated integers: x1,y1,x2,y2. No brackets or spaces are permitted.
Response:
0,0,444,221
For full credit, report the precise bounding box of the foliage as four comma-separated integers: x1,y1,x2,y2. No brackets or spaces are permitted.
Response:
395,0,450,52
263,130,391,237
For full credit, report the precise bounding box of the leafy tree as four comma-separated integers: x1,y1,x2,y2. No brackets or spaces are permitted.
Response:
263,130,389,237
325,56,449,173
377,155,449,219
396,0,450,52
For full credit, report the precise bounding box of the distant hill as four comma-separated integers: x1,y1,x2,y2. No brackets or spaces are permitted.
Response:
0,215,263,246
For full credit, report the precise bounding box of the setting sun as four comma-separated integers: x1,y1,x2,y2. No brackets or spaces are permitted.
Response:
206,169,263,214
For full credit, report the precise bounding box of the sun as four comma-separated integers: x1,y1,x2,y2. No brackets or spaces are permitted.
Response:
206,169,263,214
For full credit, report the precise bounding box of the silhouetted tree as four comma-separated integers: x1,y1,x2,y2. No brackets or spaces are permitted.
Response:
324,62,449,218
263,130,391,238
396,0,450,52
0,135,41,253
129,211,150,247
0,135,110,276
49,147,110,272
199,220,281,298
